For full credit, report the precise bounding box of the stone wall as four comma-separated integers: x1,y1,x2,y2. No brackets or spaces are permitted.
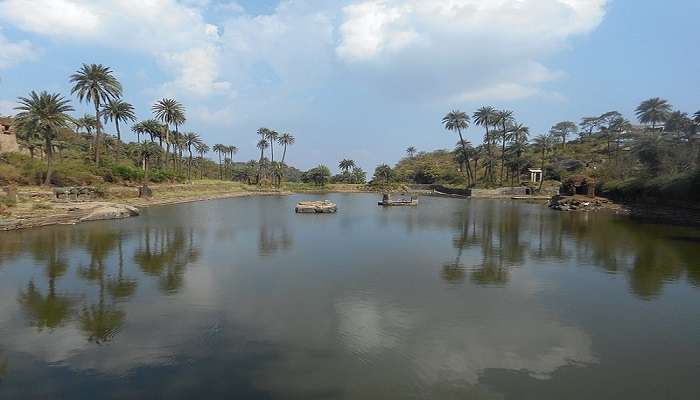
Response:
53,187,99,202
0,132,19,153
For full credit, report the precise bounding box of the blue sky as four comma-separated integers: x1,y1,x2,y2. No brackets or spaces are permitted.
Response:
0,0,698,172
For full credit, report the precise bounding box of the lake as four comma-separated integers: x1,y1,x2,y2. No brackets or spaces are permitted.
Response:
0,194,699,399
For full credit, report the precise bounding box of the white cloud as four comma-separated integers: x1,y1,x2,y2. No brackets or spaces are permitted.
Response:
337,0,608,101
0,0,232,97
0,28,36,69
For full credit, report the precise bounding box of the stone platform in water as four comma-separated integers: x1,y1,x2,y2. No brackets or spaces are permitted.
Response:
295,200,337,214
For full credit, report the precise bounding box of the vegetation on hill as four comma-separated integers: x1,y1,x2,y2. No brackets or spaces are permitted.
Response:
370,101,699,203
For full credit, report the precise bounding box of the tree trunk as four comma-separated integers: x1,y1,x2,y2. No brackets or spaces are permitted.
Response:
218,153,223,180
188,147,193,181
539,148,546,192
115,119,121,142
44,136,53,186
94,100,101,165
456,127,470,189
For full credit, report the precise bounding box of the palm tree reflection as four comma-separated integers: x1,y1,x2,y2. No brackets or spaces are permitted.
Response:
133,226,200,294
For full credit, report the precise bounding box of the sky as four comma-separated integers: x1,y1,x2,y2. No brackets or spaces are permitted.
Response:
0,0,698,172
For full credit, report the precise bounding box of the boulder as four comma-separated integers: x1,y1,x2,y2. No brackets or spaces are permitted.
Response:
295,200,337,214
80,204,140,222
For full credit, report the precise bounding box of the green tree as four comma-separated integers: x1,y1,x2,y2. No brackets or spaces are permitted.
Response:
373,163,394,184
256,139,269,183
339,159,356,173
303,165,331,186
152,98,186,168
213,143,226,180
140,142,162,182
473,106,498,184
442,110,471,186
14,91,75,185
70,64,122,165
102,99,136,142
277,132,295,165
635,97,672,129
195,142,210,179
406,146,417,158
495,110,515,184
183,132,202,180
550,121,578,149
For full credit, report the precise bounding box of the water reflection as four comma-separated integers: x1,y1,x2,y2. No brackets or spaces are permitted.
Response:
437,199,700,298
0,195,698,399
133,227,199,294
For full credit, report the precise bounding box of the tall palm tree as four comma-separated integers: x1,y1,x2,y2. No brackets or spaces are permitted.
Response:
495,110,515,185
183,132,202,180
225,145,238,179
70,64,122,165
265,129,279,163
277,132,295,165
339,159,356,174
152,98,186,168
14,91,75,185
131,122,145,144
406,146,417,158
140,142,162,182
102,99,136,142
76,114,97,136
635,98,672,130
442,110,471,186
213,144,226,180
510,123,529,184
256,139,269,183
195,142,210,179
473,106,498,184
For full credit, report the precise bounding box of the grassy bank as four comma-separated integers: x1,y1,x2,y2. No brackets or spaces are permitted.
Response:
599,169,700,206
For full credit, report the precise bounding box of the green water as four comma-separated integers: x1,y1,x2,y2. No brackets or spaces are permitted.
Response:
0,194,699,399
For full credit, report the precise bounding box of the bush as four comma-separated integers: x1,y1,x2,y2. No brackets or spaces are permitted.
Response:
51,160,101,186
112,165,144,182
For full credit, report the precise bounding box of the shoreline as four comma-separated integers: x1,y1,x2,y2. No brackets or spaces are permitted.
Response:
3,184,700,231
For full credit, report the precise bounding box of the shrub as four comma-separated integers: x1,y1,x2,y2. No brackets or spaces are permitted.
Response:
112,165,144,182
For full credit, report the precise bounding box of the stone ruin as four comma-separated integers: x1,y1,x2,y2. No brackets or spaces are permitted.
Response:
0,117,20,154
53,187,99,203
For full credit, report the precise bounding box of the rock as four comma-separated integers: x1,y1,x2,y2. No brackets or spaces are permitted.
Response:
79,204,140,222
295,200,337,214
138,185,153,198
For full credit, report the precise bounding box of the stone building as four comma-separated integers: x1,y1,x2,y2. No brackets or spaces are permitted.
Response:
0,117,20,154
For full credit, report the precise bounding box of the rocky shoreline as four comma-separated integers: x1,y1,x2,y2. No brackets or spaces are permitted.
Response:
0,190,290,232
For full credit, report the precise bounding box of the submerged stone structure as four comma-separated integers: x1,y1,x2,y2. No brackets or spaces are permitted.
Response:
295,200,337,214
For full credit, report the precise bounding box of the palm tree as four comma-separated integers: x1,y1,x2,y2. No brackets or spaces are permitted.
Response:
195,142,210,179
76,114,97,136
636,98,672,130
213,144,226,180
140,142,161,182
406,146,417,158
70,64,122,165
277,132,295,165
510,123,529,184
494,110,515,185
14,91,75,185
183,132,202,180
152,98,186,168
473,106,498,184
339,159,356,174
102,99,136,142
442,110,471,186
131,122,145,144
265,129,279,163
225,145,238,180
256,139,269,183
